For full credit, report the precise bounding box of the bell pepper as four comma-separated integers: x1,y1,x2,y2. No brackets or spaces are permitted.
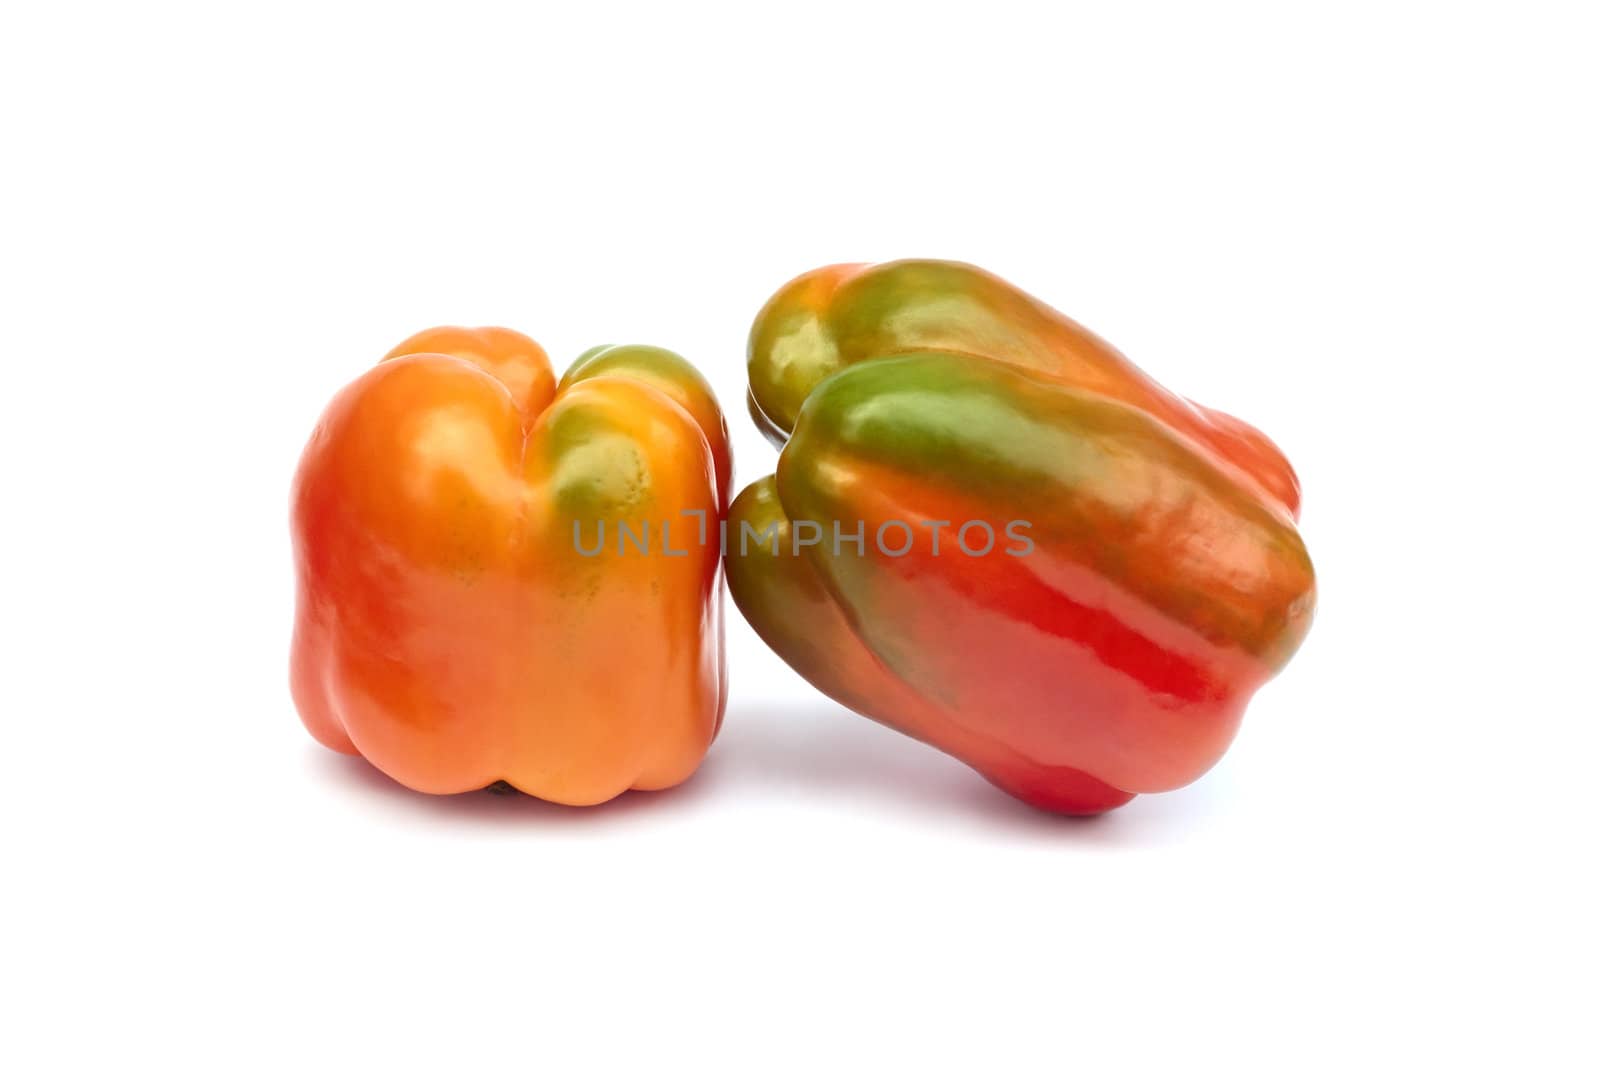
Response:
291,326,732,804
730,261,1315,814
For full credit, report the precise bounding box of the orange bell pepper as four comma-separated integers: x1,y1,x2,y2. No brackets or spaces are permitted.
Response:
290,327,731,804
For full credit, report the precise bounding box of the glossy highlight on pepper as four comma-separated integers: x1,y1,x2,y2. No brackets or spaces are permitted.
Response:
291,327,731,804
731,260,1315,814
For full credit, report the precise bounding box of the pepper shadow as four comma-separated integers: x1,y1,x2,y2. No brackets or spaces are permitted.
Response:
308,700,1232,843
698,700,1234,845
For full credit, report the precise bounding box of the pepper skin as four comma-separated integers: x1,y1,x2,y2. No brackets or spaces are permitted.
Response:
291,327,731,804
730,261,1314,814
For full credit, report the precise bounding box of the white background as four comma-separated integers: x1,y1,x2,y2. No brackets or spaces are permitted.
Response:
3,2,1596,1063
